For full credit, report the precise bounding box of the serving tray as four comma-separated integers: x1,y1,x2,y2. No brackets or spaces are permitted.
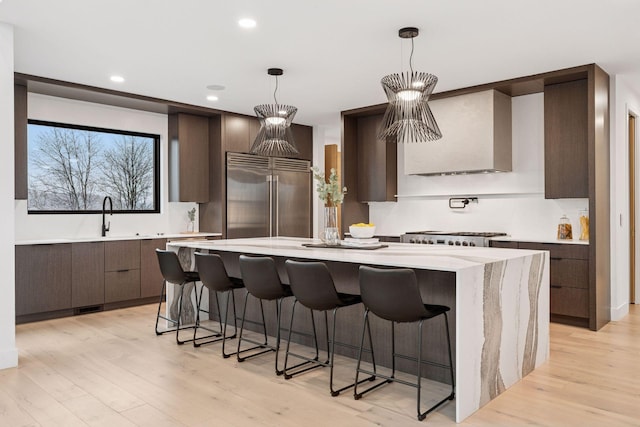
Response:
302,243,388,250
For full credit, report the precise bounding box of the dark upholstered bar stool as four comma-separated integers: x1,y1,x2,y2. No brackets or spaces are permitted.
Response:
355,266,455,421
193,252,245,356
237,254,296,375
283,260,376,396
155,249,220,345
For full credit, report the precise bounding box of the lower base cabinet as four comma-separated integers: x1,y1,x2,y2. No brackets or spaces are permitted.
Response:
15,244,72,316
72,242,105,308
16,237,169,323
491,240,589,326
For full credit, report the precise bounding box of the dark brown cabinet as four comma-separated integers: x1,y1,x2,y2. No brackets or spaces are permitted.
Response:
544,79,588,198
15,244,72,316
168,113,210,202
104,240,140,303
491,240,589,326
356,114,397,202
140,238,167,298
71,242,105,307
290,123,313,161
14,83,28,200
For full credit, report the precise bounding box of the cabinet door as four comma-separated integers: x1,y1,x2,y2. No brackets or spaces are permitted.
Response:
140,238,167,298
72,242,105,307
168,113,210,202
15,244,72,316
544,79,588,198
105,270,141,303
224,114,251,153
291,124,313,160
356,114,397,202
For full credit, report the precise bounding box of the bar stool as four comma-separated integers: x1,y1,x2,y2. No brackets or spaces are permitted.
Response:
193,252,245,356
155,249,220,345
354,266,455,421
237,255,296,375
283,260,376,396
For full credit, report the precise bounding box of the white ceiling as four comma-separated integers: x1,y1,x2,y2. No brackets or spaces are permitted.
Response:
2,0,640,132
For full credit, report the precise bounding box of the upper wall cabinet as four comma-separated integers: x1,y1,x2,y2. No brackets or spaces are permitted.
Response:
14,84,28,200
404,89,512,176
168,113,210,202
544,79,588,199
356,113,397,202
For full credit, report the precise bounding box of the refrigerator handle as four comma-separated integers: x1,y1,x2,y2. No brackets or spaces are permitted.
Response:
267,175,273,237
274,175,279,236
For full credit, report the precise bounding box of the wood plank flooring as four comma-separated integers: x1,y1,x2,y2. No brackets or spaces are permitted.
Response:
2,304,638,426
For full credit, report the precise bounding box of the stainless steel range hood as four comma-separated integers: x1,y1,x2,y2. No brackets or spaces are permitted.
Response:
404,89,512,175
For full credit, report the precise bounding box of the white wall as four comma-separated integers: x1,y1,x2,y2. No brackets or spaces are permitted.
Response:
369,93,589,240
610,75,640,320
15,94,198,241
0,23,18,370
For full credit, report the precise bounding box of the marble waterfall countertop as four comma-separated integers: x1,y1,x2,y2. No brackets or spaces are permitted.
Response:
167,236,543,272
15,232,221,245
168,236,549,422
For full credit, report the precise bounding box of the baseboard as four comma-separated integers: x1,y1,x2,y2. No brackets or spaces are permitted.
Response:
611,302,629,321
0,347,18,370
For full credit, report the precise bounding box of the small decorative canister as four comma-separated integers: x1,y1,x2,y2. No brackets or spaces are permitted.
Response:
557,214,573,240
579,209,589,241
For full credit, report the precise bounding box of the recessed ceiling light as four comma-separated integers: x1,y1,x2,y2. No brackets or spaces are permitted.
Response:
206,84,226,91
238,18,256,29
110,75,125,83
206,95,219,102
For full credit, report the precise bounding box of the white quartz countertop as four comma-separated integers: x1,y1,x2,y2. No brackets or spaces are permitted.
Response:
15,232,221,245
489,236,589,245
168,236,546,273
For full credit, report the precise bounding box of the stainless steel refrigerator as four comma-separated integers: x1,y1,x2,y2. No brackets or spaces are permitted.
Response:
226,152,311,239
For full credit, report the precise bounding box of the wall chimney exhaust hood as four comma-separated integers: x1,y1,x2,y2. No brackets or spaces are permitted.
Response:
403,89,512,175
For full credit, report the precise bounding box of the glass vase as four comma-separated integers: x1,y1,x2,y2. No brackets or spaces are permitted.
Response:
321,206,340,246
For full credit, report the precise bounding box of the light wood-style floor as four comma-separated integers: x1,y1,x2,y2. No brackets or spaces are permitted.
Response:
2,304,639,426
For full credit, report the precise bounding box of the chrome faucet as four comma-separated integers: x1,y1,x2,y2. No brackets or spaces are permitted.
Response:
102,196,113,237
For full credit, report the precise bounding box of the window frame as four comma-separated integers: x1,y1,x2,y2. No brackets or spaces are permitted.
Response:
26,119,161,215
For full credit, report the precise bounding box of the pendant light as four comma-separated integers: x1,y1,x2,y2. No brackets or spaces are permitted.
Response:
250,68,299,157
378,27,442,143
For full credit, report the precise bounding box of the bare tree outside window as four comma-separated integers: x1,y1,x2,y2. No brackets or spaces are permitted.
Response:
27,120,159,213
29,127,101,210
101,135,154,210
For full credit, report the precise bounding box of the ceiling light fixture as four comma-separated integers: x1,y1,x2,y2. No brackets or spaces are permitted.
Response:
110,75,125,83
238,18,257,29
378,27,442,143
206,95,219,101
250,68,299,157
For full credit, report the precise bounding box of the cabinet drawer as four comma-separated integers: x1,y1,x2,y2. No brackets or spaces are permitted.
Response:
518,242,588,260
550,287,588,318
550,259,588,289
105,269,140,303
489,240,518,249
105,240,141,271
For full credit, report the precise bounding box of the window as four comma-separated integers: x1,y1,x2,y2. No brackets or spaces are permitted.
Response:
27,120,160,213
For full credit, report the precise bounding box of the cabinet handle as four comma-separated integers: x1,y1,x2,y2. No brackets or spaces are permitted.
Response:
550,285,562,289
116,269,129,273
550,257,562,260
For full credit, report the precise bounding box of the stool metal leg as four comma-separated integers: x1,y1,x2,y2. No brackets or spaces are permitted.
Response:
192,285,229,348
283,301,322,380
236,292,276,364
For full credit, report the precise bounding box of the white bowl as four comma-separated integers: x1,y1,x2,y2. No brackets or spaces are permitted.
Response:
349,225,376,238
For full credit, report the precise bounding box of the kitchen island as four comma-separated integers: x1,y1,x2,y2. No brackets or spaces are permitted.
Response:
167,237,549,422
